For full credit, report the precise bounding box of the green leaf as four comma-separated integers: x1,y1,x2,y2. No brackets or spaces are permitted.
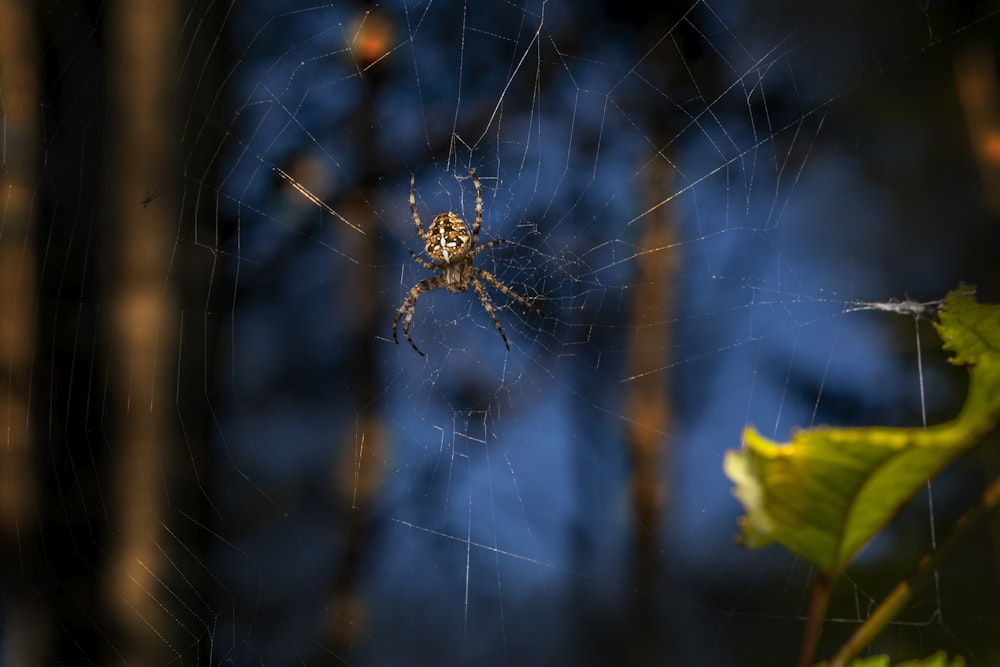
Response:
813,651,965,667
724,286,1000,574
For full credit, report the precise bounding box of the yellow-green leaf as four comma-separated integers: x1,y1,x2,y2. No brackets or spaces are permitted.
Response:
814,651,965,667
724,286,1000,574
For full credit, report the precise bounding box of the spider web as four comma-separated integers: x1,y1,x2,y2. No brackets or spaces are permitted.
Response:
5,0,1000,665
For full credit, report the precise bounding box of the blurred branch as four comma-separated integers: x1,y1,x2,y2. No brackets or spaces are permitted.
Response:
828,470,1000,667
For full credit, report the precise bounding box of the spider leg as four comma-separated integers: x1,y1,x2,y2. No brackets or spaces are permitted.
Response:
468,238,505,257
410,174,424,237
393,277,445,356
408,250,441,271
468,169,482,247
470,277,510,351
472,267,544,317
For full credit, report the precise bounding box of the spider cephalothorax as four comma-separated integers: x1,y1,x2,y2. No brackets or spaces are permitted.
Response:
392,169,541,356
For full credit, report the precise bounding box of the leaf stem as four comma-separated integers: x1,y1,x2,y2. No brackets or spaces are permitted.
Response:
798,572,832,667
828,470,1000,667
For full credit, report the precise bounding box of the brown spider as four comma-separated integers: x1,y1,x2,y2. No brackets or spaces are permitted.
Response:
393,169,542,356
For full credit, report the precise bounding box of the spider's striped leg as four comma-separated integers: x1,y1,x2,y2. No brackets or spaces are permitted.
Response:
470,278,510,351
393,277,444,356
468,238,505,257
409,250,440,271
472,268,544,317
409,174,423,237
468,169,482,246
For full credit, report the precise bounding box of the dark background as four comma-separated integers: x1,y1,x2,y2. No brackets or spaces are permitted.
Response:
2,0,1000,665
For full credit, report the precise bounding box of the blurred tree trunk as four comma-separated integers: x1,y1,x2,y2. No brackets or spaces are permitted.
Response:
955,40,1000,591
956,43,1000,217
103,0,184,663
326,7,392,657
0,0,45,662
616,7,715,662
623,158,678,665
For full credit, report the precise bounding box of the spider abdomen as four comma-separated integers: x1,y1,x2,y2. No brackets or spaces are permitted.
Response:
425,212,471,263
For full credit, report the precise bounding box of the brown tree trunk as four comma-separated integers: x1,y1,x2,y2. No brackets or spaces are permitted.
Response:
103,0,183,663
956,43,1000,216
0,0,46,662
623,159,678,665
326,8,393,655
954,41,1000,594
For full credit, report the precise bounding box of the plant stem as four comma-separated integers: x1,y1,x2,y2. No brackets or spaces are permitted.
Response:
798,572,833,667
828,471,1000,667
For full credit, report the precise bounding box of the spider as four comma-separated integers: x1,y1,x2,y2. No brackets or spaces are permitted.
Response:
393,168,542,356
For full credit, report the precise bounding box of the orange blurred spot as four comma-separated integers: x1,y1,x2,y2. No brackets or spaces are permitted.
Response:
351,12,393,67
984,133,1000,163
